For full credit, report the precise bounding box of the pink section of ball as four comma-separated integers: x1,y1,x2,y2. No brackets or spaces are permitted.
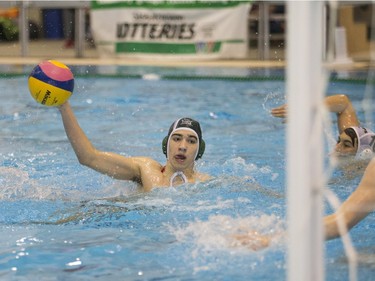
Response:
39,61,73,82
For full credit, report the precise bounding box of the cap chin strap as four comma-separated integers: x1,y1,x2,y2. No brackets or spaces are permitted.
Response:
170,171,188,187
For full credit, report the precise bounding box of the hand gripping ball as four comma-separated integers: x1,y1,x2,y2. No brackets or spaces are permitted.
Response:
28,60,74,106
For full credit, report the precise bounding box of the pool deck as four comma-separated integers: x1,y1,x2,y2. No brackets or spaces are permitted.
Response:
0,39,372,70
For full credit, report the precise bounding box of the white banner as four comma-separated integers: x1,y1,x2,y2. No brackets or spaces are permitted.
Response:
91,1,251,60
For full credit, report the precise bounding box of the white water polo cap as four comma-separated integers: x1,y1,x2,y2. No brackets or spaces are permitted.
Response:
162,117,205,160
350,126,375,158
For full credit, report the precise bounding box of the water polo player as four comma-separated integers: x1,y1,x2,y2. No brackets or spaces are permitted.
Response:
271,94,375,160
335,126,375,159
58,102,210,191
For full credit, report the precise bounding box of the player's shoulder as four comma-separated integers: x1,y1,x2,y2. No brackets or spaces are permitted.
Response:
132,156,162,169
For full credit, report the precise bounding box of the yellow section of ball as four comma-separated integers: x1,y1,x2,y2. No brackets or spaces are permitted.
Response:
48,60,70,69
28,76,72,106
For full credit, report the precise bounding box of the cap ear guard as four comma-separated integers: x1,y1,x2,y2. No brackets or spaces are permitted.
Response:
196,139,205,160
162,136,168,157
162,136,205,160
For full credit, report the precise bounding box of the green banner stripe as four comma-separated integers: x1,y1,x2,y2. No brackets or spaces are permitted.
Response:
91,0,252,9
116,41,222,54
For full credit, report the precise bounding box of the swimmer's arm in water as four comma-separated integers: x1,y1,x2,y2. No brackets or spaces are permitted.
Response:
58,102,147,182
271,94,359,133
324,157,375,240
324,94,359,134
230,230,271,251
270,104,288,119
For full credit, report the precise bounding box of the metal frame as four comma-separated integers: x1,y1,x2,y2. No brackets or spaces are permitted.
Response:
16,0,89,58
248,1,286,60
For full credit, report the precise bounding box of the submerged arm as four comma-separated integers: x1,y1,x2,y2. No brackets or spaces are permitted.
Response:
58,102,142,181
324,157,375,240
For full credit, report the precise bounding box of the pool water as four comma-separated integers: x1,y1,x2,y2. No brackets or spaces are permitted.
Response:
0,66,374,280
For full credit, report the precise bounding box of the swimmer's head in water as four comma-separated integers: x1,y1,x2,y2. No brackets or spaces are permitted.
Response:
337,127,375,158
162,117,205,160
350,126,375,158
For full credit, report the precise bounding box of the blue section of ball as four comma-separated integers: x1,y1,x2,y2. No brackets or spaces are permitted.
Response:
29,65,74,92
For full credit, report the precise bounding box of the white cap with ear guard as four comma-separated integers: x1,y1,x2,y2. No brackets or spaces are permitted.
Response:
351,126,375,159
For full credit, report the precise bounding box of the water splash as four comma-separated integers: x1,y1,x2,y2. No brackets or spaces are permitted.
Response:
0,167,64,200
0,166,139,202
169,214,285,257
142,73,160,80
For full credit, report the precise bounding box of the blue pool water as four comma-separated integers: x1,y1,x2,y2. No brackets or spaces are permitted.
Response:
0,66,374,280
